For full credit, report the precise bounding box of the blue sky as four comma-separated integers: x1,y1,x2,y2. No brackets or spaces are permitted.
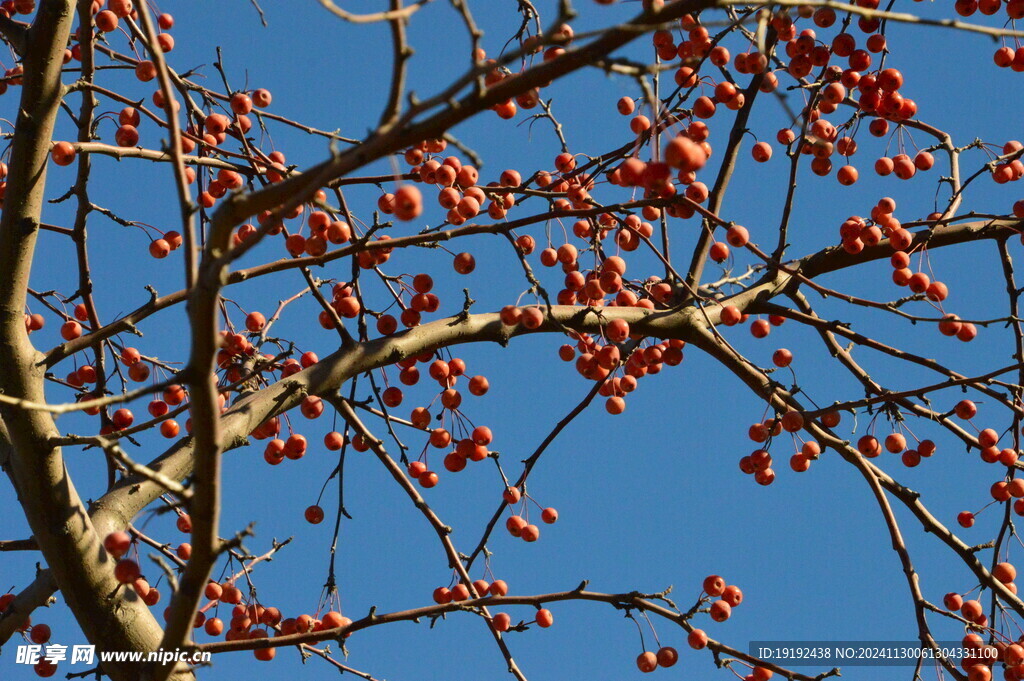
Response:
3,1,1024,680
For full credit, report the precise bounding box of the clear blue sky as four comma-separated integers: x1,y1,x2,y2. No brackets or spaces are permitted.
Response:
2,1,1024,680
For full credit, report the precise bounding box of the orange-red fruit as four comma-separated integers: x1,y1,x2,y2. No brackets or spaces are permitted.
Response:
322,611,350,630
114,559,141,584
104,531,132,558
656,646,678,668
472,425,493,446
95,9,119,32
245,311,265,332
304,505,324,524
752,142,772,162
506,515,527,537
837,165,859,185
51,141,76,166
637,651,658,673
994,562,1017,583
709,242,730,263
726,225,749,247
703,574,726,596
61,320,83,340
149,238,171,259
254,643,275,662
710,600,732,621
772,348,793,367
955,399,977,419
502,486,521,504
394,185,423,221
30,623,51,645
884,433,906,453
961,599,984,621
204,582,223,601
781,410,804,432
34,660,57,678
454,252,476,274
664,136,707,173
720,305,742,326
201,614,222,639
253,89,272,108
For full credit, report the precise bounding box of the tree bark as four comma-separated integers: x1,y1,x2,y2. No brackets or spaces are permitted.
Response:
0,3,187,679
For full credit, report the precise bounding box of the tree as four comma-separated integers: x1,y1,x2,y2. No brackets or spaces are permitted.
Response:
0,0,1023,678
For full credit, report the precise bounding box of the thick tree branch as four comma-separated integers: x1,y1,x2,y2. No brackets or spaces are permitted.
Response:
0,3,180,679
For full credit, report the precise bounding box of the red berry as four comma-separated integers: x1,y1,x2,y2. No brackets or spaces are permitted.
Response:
114,559,141,584
637,651,658,673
